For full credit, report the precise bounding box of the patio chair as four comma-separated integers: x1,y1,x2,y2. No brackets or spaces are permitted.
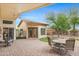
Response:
4,38,14,47
65,38,75,55
59,38,75,56
53,42,67,55
47,36,53,47
52,38,75,56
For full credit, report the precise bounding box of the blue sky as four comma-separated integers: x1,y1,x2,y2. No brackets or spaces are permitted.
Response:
16,3,79,27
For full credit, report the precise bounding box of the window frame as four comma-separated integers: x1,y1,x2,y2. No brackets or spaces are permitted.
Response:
3,20,13,24
41,28,46,35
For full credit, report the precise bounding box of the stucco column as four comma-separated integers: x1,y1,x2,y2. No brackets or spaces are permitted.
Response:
45,27,47,35
38,27,41,38
14,21,16,40
26,23,28,39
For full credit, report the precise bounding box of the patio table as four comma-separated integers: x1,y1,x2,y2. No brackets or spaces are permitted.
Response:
52,38,68,49
52,38,68,55
52,38,67,44
52,38,75,55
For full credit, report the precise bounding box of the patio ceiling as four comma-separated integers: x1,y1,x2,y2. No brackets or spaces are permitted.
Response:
0,3,50,20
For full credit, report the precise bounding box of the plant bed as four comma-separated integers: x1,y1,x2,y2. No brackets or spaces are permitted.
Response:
39,37,48,42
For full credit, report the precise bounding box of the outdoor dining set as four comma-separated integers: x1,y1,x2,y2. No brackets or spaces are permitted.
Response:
48,36,76,56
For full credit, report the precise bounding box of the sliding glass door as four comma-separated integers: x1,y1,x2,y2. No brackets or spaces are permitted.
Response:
28,27,38,38
3,28,14,41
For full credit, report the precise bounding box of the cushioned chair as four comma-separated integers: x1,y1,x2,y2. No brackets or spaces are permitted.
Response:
65,38,75,55
52,38,75,56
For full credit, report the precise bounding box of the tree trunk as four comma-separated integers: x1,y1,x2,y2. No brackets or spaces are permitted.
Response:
73,24,76,36
56,29,60,37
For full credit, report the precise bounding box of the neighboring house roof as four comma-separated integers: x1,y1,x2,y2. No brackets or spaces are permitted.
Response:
18,20,48,27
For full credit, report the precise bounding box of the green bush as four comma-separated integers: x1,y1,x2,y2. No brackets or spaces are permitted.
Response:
39,37,48,42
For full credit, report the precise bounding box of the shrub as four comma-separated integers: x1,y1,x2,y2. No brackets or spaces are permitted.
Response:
39,37,48,42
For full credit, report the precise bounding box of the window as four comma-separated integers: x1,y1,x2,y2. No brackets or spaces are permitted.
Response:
16,29,26,38
3,20,13,24
41,28,46,35
20,29,23,31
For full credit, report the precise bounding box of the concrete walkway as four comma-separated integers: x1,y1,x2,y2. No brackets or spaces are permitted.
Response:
0,39,58,56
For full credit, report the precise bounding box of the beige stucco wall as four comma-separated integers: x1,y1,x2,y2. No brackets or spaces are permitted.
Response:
19,21,27,30
18,21,48,39
19,21,28,38
0,19,16,41
28,26,47,38
38,26,47,38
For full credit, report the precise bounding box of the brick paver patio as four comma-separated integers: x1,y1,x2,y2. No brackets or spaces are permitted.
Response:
0,39,58,56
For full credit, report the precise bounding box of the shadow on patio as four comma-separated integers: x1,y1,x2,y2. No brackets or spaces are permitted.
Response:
0,39,59,56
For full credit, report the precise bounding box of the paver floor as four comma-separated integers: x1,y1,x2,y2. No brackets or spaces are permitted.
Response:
0,39,58,56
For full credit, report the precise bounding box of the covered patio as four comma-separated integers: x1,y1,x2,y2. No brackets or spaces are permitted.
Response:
0,3,50,46
0,3,50,41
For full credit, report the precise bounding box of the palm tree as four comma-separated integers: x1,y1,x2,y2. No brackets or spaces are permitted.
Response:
57,13,70,35
46,12,70,37
69,7,79,35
